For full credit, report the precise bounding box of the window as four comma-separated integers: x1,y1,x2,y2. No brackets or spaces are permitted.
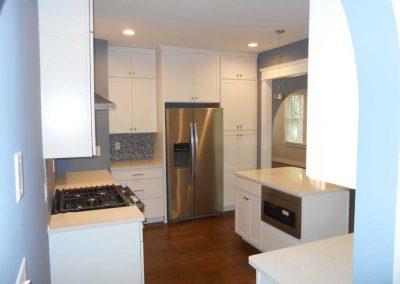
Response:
284,91,306,145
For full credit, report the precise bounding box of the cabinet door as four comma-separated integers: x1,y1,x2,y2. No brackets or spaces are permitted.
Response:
108,77,132,133
108,51,131,77
132,79,157,133
165,52,194,102
194,54,220,102
237,81,257,131
235,189,249,238
221,80,240,131
132,53,156,78
223,131,240,171
223,170,236,208
239,132,257,170
238,57,257,80
221,56,239,79
248,195,261,248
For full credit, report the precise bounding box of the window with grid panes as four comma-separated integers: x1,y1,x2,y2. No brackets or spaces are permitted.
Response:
284,92,306,145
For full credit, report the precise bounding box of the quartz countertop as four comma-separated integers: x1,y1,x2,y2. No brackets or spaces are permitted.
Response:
249,234,353,284
49,170,145,233
111,159,163,169
236,167,348,197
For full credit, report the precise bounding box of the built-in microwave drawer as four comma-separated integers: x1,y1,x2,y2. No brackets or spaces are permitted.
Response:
261,186,302,239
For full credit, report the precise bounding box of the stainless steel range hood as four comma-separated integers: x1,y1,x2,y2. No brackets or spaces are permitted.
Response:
95,93,115,110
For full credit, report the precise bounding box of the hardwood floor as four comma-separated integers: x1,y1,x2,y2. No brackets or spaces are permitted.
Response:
143,212,260,284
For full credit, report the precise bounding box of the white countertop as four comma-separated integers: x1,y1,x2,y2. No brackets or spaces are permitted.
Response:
111,159,163,169
49,170,145,233
236,167,348,196
249,234,353,284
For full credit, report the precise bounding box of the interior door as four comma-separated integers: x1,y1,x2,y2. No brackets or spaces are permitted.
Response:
193,108,223,216
166,108,194,221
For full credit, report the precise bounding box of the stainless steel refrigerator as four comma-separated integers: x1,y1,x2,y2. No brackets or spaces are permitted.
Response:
166,108,223,222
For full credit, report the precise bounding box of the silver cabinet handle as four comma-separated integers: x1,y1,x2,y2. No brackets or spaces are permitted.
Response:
133,189,144,192
132,173,144,176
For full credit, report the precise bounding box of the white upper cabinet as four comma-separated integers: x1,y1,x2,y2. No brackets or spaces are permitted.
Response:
221,56,257,80
108,78,157,134
221,80,257,131
38,0,95,158
160,48,220,103
108,47,156,78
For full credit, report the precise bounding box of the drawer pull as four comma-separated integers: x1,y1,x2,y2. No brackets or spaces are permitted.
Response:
134,189,144,193
132,173,144,176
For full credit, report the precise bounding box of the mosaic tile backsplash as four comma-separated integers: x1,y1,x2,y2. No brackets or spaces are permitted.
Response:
109,133,154,161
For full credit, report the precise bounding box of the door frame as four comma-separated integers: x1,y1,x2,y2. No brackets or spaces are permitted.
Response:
259,58,308,168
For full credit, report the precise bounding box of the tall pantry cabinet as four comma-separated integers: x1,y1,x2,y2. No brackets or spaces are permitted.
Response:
220,55,258,209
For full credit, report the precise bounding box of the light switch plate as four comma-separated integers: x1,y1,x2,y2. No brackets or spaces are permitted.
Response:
14,151,24,203
96,146,101,156
115,142,121,151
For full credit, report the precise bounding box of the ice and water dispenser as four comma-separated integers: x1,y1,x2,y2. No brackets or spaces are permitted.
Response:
173,143,191,168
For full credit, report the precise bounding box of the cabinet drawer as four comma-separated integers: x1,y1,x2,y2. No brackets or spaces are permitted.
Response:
236,177,261,197
112,167,163,180
120,178,163,199
142,198,164,219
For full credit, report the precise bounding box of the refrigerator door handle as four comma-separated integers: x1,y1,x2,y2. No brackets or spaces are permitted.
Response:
190,122,196,182
194,122,199,162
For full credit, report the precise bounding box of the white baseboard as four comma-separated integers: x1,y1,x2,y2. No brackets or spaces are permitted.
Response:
224,202,235,212
272,157,306,168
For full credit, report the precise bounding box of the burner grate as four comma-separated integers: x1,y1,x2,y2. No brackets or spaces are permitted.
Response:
56,185,129,213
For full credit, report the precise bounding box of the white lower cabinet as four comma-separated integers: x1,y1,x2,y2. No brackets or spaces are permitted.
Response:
111,167,164,223
235,178,262,250
261,222,301,252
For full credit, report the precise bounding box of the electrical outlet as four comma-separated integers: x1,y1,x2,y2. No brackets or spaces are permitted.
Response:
14,151,24,203
96,146,101,156
115,142,121,151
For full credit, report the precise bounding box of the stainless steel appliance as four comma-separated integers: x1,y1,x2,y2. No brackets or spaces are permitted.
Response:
51,184,144,214
166,107,223,222
261,185,302,239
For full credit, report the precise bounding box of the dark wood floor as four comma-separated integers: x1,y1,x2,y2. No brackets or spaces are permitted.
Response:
143,212,260,284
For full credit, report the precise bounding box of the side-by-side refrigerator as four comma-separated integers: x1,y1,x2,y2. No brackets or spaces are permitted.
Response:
166,108,223,222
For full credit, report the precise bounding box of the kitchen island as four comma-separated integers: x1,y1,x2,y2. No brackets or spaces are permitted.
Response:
234,167,352,252
48,170,145,284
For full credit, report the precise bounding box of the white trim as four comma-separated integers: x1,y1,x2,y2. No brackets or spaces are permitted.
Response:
272,157,306,168
224,202,235,212
158,45,258,58
108,45,156,54
260,58,308,169
260,58,308,81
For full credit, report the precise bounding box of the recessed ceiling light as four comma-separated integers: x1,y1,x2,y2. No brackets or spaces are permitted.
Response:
122,29,135,36
248,42,258,48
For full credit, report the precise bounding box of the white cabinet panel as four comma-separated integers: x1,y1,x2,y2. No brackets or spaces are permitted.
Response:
235,189,249,238
223,170,236,208
108,77,132,134
238,132,257,170
165,51,194,101
39,0,94,158
248,195,261,248
261,222,300,252
132,53,156,78
132,79,157,132
38,0,89,34
142,198,164,220
221,56,257,80
108,78,157,134
120,178,163,200
108,52,131,77
194,54,220,102
221,80,257,131
109,51,156,78
223,132,239,171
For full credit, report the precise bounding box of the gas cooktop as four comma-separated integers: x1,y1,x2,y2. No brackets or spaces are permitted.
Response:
51,184,144,214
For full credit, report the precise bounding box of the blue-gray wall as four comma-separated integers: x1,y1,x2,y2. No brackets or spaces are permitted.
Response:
257,39,308,167
56,39,111,175
341,1,400,282
0,0,51,283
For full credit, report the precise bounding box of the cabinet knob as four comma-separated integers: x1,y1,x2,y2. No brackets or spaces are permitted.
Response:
130,127,133,131
195,97,198,99
236,74,239,77
133,71,136,76
240,125,242,129
134,128,137,131
128,71,132,75
240,74,243,78
240,134,243,137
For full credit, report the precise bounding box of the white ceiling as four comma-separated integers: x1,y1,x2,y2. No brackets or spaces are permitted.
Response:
94,0,309,53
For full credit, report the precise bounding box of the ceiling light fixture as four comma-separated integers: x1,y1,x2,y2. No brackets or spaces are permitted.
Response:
273,29,285,100
122,29,135,36
248,42,258,48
